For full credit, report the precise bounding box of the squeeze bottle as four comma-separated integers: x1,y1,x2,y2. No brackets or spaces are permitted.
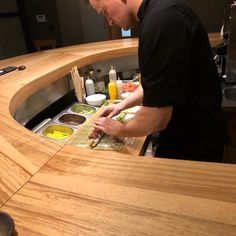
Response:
89,70,98,93
108,81,117,100
109,65,117,81
85,76,95,96
96,68,105,93
108,66,117,100
116,77,123,99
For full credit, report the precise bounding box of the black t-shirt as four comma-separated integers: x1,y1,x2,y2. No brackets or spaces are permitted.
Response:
137,0,225,161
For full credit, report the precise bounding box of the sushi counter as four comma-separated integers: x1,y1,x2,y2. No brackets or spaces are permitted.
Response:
1,38,236,235
33,101,144,154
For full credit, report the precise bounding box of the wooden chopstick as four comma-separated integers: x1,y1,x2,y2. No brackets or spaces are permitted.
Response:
71,66,84,103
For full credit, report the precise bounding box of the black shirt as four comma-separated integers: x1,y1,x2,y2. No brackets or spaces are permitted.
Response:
137,0,225,161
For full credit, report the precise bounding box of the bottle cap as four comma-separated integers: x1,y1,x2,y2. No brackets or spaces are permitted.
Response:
116,77,122,85
109,65,117,81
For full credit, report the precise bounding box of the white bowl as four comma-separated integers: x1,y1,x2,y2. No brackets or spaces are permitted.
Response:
86,94,106,107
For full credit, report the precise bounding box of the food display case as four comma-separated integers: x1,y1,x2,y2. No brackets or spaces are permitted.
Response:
12,54,150,155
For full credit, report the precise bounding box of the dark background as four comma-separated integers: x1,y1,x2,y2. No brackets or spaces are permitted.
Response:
0,0,229,60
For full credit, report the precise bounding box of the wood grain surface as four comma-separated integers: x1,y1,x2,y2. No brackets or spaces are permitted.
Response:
0,36,233,235
0,113,62,206
0,39,139,206
208,32,225,48
2,145,236,235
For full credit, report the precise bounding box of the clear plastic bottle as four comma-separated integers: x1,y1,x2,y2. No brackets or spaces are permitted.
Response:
85,76,95,96
108,66,117,100
89,70,98,93
96,69,105,93
116,77,123,99
109,65,117,82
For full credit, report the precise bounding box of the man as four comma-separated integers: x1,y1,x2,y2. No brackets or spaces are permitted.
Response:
89,0,225,162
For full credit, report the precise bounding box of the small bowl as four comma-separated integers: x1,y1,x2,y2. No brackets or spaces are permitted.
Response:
86,94,106,107
0,212,15,236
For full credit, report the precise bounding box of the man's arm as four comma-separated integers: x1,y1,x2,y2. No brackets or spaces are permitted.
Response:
118,85,143,110
93,105,173,137
98,85,144,118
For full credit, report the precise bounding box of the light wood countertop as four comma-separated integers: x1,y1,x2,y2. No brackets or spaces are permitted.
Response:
1,36,235,235
2,145,236,235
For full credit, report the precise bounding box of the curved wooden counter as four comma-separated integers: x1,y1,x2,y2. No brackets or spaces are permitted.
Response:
0,38,138,205
1,37,236,236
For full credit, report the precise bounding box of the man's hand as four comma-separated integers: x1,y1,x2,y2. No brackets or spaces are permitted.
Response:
93,117,123,136
88,103,123,140
88,128,103,139
93,106,173,137
90,85,144,138
98,103,123,118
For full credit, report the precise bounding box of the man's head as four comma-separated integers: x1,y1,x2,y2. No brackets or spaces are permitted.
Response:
89,0,141,30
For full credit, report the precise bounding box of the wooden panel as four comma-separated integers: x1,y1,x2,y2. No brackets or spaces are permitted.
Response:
1,145,236,235
208,32,225,48
0,38,234,235
0,152,31,206
33,39,57,51
0,113,61,167
0,114,61,206
0,135,37,175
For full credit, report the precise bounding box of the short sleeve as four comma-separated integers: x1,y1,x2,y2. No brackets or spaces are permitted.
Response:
139,8,193,107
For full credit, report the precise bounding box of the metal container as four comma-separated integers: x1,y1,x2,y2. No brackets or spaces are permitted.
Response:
41,124,74,141
70,103,96,116
58,113,86,126
14,76,72,126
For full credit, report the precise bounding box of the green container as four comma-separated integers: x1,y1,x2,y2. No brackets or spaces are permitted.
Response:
71,103,96,116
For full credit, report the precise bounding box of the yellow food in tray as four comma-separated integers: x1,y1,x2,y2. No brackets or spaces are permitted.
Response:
45,130,71,140
42,125,74,140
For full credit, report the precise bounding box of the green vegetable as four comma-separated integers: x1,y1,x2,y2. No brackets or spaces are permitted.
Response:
103,100,109,106
71,104,96,115
116,111,127,123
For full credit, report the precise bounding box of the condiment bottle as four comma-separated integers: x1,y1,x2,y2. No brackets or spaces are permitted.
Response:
108,66,117,100
89,69,98,93
108,81,117,100
85,76,95,96
116,77,123,99
96,69,105,93
109,65,117,81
